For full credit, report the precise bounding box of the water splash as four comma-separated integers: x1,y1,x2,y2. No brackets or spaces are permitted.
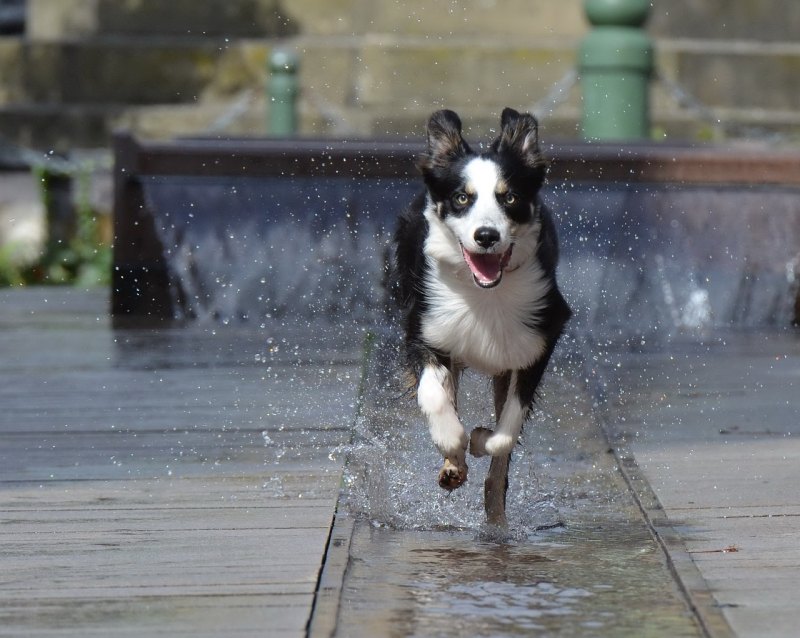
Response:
655,254,712,332
339,340,561,537
681,288,712,330
142,176,418,324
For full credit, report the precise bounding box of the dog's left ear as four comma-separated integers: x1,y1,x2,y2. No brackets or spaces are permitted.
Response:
495,107,546,171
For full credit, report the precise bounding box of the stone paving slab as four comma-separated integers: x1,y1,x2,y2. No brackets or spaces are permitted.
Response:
6,286,800,637
0,287,361,637
599,331,800,638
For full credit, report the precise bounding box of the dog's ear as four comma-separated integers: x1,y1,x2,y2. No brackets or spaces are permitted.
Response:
418,109,470,171
496,107,546,171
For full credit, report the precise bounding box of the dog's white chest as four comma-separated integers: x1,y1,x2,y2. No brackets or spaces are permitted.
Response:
421,264,550,375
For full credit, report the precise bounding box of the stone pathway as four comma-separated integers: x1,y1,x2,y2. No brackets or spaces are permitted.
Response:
597,332,800,638
0,287,361,637
4,287,799,637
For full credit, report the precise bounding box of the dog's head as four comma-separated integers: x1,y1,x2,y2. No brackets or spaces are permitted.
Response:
417,108,547,288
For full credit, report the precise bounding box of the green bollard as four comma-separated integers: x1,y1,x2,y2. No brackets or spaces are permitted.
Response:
579,0,653,141
267,49,299,136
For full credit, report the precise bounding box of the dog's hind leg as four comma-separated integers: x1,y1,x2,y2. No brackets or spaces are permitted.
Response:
417,361,468,490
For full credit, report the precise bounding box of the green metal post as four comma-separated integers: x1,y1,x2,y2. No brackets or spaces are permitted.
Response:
267,49,299,135
579,0,653,140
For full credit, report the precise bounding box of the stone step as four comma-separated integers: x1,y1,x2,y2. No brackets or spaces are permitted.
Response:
659,39,800,111
1,1,798,150
5,32,798,114
6,83,796,155
26,0,800,43
36,0,800,42
293,0,586,38
650,0,800,42
0,37,270,107
26,0,294,41
34,0,798,44
26,0,586,41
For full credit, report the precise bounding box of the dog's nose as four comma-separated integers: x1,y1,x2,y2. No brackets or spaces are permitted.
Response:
474,227,501,249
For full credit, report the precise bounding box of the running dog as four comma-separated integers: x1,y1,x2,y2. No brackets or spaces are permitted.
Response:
390,107,571,526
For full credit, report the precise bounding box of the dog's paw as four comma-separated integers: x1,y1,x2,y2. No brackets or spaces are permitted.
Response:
438,457,467,491
485,432,515,456
469,427,492,457
470,427,515,457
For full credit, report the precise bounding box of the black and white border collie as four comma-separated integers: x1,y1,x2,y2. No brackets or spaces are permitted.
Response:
391,107,571,526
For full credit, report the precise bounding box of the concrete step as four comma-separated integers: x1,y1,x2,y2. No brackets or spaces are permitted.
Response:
26,0,585,40
292,0,585,38
5,74,795,153
5,34,799,113
26,0,800,43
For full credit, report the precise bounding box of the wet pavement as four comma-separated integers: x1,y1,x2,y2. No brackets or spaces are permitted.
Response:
330,337,703,637
594,330,800,638
0,287,362,637
4,287,800,637
336,523,697,637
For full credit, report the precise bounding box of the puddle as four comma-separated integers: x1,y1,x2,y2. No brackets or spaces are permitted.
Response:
336,521,699,637
332,335,702,636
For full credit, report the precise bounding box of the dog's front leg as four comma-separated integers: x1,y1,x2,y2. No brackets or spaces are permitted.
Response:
417,363,468,490
485,455,510,527
470,360,551,525
471,372,517,526
470,370,528,460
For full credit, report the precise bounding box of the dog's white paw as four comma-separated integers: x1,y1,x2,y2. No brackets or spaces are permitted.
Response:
470,427,515,457
469,427,492,457
430,418,468,459
425,405,469,490
485,432,515,456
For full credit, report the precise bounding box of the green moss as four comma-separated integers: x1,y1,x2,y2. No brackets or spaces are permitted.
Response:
0,164,111,289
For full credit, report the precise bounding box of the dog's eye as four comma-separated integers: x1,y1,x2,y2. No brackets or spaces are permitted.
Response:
452,192,470,207
503,192,518,206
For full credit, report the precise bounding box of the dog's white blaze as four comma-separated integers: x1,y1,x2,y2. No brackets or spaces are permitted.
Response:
417,364,467,456
444,158,511,253
422,204,551,375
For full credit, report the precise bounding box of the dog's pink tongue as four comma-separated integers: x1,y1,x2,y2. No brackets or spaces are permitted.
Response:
463,250,502,284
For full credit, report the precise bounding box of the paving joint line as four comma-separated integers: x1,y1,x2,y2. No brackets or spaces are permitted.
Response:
583,339,735,638
306,330,378,637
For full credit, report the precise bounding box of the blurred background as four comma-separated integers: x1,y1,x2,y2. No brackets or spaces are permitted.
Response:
1,0,799,290
1,0,799,147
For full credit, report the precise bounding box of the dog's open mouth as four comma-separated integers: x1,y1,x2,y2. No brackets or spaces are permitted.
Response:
462,244,514,288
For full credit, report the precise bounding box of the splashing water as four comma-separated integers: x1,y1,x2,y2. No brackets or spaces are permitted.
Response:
143,176,417,324
338,340,561,537
655,254,713,332
681,288,712,330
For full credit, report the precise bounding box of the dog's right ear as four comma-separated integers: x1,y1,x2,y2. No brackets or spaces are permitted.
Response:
418,109,470,171
496,107,545,169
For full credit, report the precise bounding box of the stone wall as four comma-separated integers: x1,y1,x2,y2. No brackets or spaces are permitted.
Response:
0,0,797,149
